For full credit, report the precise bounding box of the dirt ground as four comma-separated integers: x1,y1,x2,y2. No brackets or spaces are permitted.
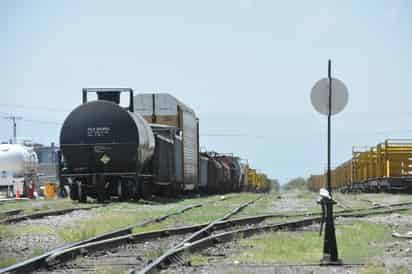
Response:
269,190,318,212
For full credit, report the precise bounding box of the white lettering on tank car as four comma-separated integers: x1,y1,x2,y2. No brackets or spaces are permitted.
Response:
94,146,112,153
87,127,111,137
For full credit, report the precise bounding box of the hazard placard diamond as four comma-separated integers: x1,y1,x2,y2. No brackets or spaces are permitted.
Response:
100,154,111,164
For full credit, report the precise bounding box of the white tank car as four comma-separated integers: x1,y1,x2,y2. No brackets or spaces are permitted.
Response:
0,144,38,197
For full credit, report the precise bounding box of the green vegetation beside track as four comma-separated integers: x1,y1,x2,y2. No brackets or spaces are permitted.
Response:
133,193,266,233
213,221,390,264
3,190,412,271
58,193,268,242
0,198,94,216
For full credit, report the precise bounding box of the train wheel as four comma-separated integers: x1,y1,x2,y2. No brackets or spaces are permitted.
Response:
117,182,125,201
96,188,108,203
169,183,177,197
77,181,87,203
140,181,152,200
69,183,79,201
132,183,139,201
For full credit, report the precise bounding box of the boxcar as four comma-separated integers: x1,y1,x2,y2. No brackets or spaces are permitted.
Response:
134,93,199,191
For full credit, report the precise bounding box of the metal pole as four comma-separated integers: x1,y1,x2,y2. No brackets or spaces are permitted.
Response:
4,115,22,144
321,59,341,264
13,117,17,144
328,60,332,196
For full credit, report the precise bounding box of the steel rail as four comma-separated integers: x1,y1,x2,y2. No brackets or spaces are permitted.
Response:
3,198,411,274
0,206,101,224
0,209,23,218
0,196,227,274
126,196,263,273
131,205,412,274
174,195,263,248
18,204,411,273
28,201,412,272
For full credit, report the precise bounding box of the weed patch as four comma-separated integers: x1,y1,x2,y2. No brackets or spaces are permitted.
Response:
229,221,391,264
0,256,16,268
0,224,14,239
14,225,54,236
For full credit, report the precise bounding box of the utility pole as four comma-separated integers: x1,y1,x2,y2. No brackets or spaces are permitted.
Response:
4,115,23,144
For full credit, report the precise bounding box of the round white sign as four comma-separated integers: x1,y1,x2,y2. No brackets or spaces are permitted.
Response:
311,78,348,116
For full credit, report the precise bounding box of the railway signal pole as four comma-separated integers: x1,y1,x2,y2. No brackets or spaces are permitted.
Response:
310,60,348,265
4,115,23,144
322,60,340,264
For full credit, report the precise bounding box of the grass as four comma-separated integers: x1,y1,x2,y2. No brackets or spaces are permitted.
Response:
0,198,95,216
57,210,140,242
139,193,264,232
56,194,224,242
14,225,55,235
205,221,392,265
94,265,124,274
399,207,412,216
189,253,210,265
360,262,412,274
234,193,274,218
296,190,317,201
0,224,14,239
30,247,46,257
0,257,17,268
55,193,268,243
144,244,166,259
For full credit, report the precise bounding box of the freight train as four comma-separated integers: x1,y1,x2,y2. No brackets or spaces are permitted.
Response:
58,88,270,202
307,139,412,193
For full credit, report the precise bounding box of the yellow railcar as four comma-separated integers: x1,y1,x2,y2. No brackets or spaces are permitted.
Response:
307,174,325,192
255,173,263,192
246,168,258,192
244,168,271,193
378,139,412,177
256,173,270,193
310,139,412,192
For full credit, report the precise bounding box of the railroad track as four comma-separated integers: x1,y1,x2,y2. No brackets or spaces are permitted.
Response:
0,209,23,219
131,202,412,274
36,200,412,274
0,194,232,224
40,196,263,274
332,193,352,209
0,206,103,224
0,195,242,274
3,198,411,274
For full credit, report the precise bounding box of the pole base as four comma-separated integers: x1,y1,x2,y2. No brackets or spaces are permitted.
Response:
320,255,342,266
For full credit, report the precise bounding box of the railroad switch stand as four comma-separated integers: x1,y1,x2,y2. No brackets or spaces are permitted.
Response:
311,60,347,266
318,193,342,265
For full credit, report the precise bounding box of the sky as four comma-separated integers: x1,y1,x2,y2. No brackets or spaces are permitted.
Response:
1,0,412,183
